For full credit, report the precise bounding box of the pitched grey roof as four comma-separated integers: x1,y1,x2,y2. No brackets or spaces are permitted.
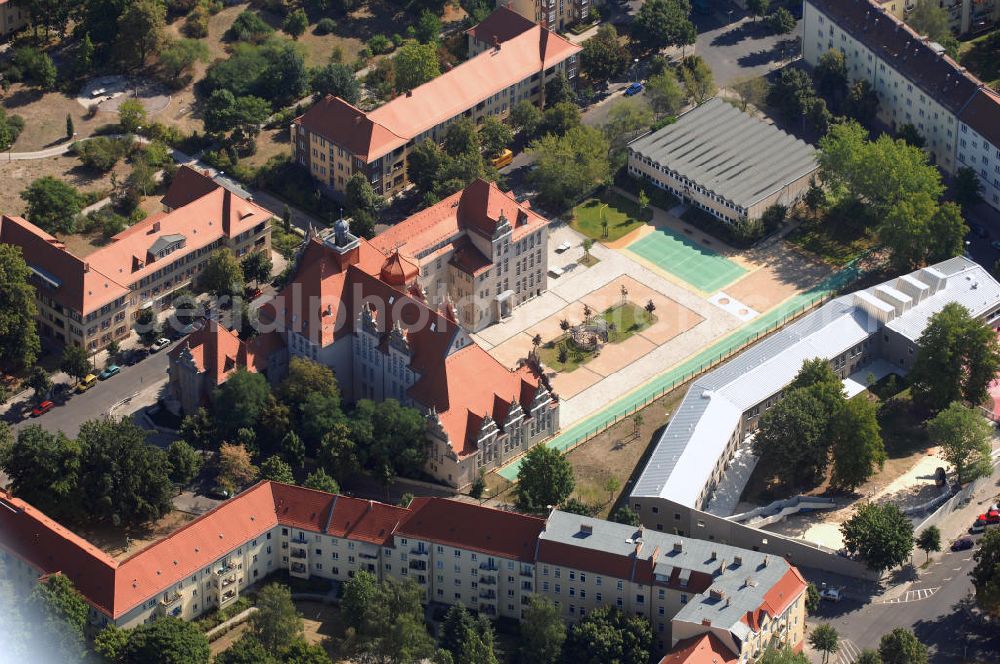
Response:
627,98,818,211
631,257,1000,508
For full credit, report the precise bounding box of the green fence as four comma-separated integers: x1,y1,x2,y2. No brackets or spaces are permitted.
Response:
496,260,864,481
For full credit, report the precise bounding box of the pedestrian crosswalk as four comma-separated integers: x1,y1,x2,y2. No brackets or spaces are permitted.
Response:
881,586,940,603
837,638,863,663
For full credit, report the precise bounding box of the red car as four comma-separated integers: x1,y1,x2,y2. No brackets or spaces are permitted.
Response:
31,400,54,417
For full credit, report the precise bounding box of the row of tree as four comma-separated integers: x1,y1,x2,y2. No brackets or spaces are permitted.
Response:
807,624,931,664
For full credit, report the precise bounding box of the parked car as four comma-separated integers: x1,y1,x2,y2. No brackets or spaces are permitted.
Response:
624,82,644,96
31,400,54,417
490,148,513,169
971,520,986,534
207,486,231,500
984,510,1000,525
127,348,150,365
951,537,975,551
99,365,121,380
150,338,171,352
76,374,98,393
819,587,843,603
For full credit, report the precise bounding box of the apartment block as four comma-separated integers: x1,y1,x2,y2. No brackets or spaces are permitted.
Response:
628,98,819,224
292,9,580,199
0,483,806,662
0,0,28,37
168,181,558,487
498,0,592,31
0,167,272,352
803,0,1000,212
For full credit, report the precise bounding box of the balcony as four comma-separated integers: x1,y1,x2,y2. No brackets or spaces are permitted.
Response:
409,560,428,571
359,552,378,561
218,587,239,610
410,547,429,557
290,561,308,578
159,592,182,608
479,562,499,572
479,590,497,600
479,575,498,586
290,550,308,560
479,603,498,616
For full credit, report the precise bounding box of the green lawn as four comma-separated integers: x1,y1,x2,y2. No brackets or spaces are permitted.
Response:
571,193,649,242
959,30,1000,89
537,335,595,373
537,303,655,372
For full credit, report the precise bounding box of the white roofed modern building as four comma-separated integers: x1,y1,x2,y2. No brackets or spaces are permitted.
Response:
628,257,1000,573
627,98,819,224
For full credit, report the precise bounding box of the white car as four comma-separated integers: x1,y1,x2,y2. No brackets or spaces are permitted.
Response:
819,588,843,603
150,338,171,352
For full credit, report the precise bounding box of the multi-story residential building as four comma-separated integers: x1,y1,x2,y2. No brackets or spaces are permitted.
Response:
627,98,819,224
370,179,550,331
0,167,272,352
0,482,806,661
0,0,28,37
803,0,1000,212
498,0,592,31
291,9,580,199
629,256,1000,575
168,181,558,487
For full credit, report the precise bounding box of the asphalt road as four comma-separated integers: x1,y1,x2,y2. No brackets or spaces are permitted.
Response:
7,344,173,439
693,9,803,88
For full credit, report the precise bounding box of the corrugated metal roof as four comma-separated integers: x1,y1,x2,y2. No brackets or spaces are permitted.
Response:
631,257,1000,507
628,98,818,210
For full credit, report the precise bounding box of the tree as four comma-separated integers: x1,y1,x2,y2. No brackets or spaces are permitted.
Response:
0,246,40,373
65,114,74,140
118,99,148,135
542,101,582,136
303,468,340,493
1,426,79,517
830,396,885,490
634,0,696,52
318,423,359,481
241,250,272,288
350,576,435,662
907,0,951,43
879,194,965,271
680,56,716,104
480,116,514,159
731,75,769,113
342,570,378,631
260,455,294,483
27,366,52,402
805,178,827,212
394,42,440,92
747,0,770,22
646,69,686,118
283,9,308,39
159,38,209,82
217,443,259,492
529,125,611,210
311,63,360,104
768,67,816,122
758,648,810,664
95,624,131,663
122,617,210,664
60,345,92,384
809,624,839,664
753,388,831,486
27,573,89,652
440,604,498,664
581,24,629,82
444,117,480,156
814,49,848,106
116,0,166,69
200,248,245,299
582,238,594,261
927,402,994,484
562,606,652,664
807,97,833,136
11,47,57,89
135,308,160,346
21,176,84,234
954,166,983,208
767,7,796,35
350,399,427,481
841,502,914,574
897,122,925,148
228,10,273,42
251,584,303,654
74,32,95,78
846,79,880,125
544,72,575,106
856,651,882,664
516,444,575,512
519,596,565,664
805,583,820,614
915,525,941,563
166,440,202,484
345,172,382,216
878,628,928,664
971,529,1000,618
415,10,441,43
469,471,486,500
0,108,26,152
511,99,543,136
212,369,269,437
604,98,654,156
215,635,280,664
612,506,641,526
77,417,174,527
910,302,1000,413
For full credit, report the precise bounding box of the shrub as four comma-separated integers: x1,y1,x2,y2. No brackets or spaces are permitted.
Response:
183,8,209,38
367,34,393,55
11,47,57,89
228,10,274,42
0,109,25,151
315,17,337,35
73,137,131,172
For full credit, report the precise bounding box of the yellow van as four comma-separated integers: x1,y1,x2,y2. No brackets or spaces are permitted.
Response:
490,149,513,169
77,374,98,393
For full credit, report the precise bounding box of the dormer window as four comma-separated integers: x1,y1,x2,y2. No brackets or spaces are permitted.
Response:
147,234,187,262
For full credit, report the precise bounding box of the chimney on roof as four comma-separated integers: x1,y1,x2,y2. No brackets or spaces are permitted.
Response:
580,523,593,535
701,618,711,626
367,500,374,513
673,542,682,553
733,555,742,567
406,90,413,97
83,262,90,273
493,35,500,51
763,555,769,567
710,550,717,561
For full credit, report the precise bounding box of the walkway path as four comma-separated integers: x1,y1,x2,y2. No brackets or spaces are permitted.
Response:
5,142,76,160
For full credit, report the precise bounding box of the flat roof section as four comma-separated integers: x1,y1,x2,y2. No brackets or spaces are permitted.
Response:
628,98,818,211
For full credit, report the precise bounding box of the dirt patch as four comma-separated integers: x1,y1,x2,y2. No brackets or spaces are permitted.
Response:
242,126,292,170
209,622,250,656
727,243,831,312
2,84,108,151
0,156,127,216
297,600,352,662
74,509,196,561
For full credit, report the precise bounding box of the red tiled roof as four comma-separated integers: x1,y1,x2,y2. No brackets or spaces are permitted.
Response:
658,633,738,664
379,251,419,286
397,497,545,562
466,6,536,45
294,96,407,162
537,539,641,580
161,166,224,210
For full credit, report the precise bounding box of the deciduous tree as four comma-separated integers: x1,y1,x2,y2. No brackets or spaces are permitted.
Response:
394,42,440,92
241,250,272,288
916,525,941,563
283,9,308,39
27,573,89,655
830,396,885,490
217,442,258,492
0,245,41,372
954,166,983,208
166,440,202,484
251,584,303,654
971,529,1000,618
810,624,840,664
679,55,716,104
731,75,768,113
122,616,210,664
303,468,340,493
634,0,696,52
519,597,565,664
753,387,831,487
21,176,83,234
1,426,79,518
511,99,543,136
907,0,951,43
60,345,92,385
480,116,514,159
212,369,269,437
311,63,360,103
927,402,994,484
116,0,166,69
199,248,245,298
529,125,611,210
158,38,209,83
878,628,928,664
581,24,629,82
841,502,914,574
561,606,652,664
516,444,575,512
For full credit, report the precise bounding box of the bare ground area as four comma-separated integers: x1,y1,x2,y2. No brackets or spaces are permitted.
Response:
74,509,196,561
1,84,108,151
209,622,250,656
0,156,128,215
242,125,292,170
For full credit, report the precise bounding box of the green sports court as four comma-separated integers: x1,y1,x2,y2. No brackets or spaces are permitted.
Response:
626,227,747,293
